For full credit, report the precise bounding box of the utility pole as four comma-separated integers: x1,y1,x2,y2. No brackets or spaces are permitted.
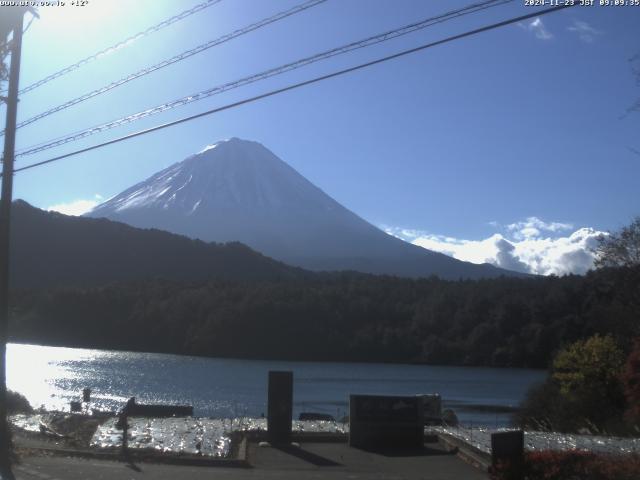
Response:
0,7,26,475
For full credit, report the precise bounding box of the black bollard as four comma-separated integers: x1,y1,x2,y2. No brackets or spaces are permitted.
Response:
82,388,91,403
267,371,293,445
491,430,524,480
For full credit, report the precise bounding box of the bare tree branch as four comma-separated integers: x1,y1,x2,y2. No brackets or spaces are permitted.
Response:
594,217,640,268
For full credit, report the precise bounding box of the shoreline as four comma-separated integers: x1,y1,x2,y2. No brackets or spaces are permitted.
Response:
7,341,548,371
10,413,640,476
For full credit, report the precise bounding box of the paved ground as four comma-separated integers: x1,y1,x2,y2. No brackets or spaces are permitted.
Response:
9,442,487,480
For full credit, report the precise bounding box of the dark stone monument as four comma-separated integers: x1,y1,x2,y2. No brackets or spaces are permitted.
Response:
418,394,442,425
491,430,524,479
82,388,91,403
349,394,424,450
267,371,293,444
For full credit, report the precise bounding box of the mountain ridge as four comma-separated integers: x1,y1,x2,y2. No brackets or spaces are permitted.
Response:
88,137,521,280
9,199,302,289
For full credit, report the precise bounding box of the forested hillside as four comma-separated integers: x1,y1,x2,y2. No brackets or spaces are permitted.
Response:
9,266,639,368
10,200,302,288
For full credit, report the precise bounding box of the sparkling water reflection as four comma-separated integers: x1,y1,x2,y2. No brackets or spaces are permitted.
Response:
7,343,546,426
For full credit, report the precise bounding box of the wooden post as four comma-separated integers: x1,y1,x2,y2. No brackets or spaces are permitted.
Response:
0,9,26,474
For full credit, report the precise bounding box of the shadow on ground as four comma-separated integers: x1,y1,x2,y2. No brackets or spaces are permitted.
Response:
355,445,455,458
272,444,342,466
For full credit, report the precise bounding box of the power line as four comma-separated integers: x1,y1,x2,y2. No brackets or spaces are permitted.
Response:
10,3,575,176
15,0,513,157
10,0,224,96
13,0,508,152
5,0,327,135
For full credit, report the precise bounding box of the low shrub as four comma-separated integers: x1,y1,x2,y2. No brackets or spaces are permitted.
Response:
490,450,640,480
7,390,32,414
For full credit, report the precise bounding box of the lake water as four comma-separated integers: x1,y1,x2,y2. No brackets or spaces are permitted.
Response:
7,343,546,427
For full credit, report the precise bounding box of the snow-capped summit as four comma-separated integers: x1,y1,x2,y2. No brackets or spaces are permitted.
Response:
94,138,339,215
87,138,514,279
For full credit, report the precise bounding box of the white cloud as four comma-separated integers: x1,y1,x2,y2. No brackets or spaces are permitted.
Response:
527,17,553,40
47,194,103,216
567,20,602,43
509,227,604,275
384,218,606,276
495,237,530,273
506,217,573,241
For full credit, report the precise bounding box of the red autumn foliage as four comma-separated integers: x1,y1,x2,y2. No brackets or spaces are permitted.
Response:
489,450,640,480
621,337,640,422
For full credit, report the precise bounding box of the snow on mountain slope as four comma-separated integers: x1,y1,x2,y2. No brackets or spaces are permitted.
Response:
87,138,517,279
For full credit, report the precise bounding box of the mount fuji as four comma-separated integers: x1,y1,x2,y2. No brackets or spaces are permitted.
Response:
87,138,515,279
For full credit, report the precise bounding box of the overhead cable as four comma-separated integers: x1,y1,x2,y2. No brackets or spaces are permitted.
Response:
9,3,575,175
15,0,513,156
5,0,327,135
14,0,225,95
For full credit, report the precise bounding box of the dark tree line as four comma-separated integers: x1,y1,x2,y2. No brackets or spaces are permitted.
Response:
8,264,640,368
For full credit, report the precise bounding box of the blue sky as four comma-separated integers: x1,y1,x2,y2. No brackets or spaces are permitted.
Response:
3,0,639,274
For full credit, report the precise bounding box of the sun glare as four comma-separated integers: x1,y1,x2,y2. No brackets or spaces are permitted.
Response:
35,0,118,36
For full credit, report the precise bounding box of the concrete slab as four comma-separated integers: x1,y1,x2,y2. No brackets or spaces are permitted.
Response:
12,441,488,479
249,441,488,479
